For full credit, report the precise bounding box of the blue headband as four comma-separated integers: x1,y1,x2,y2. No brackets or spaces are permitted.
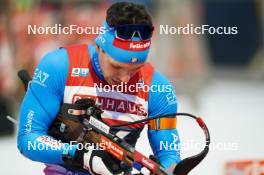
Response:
95,21,151,64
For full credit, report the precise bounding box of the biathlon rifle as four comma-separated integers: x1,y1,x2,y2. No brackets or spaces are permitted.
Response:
18,69,210,175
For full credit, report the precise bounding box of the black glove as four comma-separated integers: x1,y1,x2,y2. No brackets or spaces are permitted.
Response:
73,145,130,175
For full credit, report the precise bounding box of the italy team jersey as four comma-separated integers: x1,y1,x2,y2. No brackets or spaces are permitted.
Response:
17,44,181,175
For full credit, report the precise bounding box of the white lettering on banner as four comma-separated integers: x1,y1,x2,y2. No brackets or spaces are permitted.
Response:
73,94,147,117
106,98,115,110
63,86,148,122
116,101,126,112
128,102,137,113
64,86,147,105
96,97,104,107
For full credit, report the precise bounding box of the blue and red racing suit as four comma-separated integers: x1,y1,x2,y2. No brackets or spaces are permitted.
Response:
17,44,181,175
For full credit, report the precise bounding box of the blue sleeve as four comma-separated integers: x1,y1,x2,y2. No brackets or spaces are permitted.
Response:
148,70,181,169
17,48,77,164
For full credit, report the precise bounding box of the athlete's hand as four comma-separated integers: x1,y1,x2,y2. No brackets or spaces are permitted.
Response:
73,145,128,175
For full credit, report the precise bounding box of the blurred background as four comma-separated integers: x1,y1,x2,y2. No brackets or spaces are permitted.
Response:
0,0,263,174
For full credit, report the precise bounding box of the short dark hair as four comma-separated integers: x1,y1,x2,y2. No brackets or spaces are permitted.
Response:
106,2,153,27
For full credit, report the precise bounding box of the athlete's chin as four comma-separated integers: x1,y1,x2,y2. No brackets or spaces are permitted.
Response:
107,78,121,85
105,77,117,85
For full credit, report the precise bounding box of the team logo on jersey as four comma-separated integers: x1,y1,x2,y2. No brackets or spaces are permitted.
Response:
71,68,89,77
166,91,177,105
32,68,49,87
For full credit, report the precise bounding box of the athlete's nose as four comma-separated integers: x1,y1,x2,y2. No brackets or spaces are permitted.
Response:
118,71,131,83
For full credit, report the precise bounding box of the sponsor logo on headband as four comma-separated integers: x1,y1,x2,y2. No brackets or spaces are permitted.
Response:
131,58,139,63
113,38,151,51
